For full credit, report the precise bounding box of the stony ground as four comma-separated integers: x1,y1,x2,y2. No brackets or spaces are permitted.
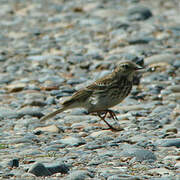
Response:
0,0,180,179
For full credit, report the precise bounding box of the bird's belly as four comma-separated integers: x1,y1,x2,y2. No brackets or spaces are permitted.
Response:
87,85,132,112
87,94,124,112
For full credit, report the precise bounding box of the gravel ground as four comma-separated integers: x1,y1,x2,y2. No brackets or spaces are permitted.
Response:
0,0,180,179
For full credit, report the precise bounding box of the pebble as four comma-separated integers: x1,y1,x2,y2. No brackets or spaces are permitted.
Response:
0,107,19,119
5,83,26,92
144,54,176,65
21,173,36,179
89,130,114,138
156,139,180,148
165,127,178,134
167,85,180,92
0,75,14,84
107,174,142,180
166,93,180,101
59,136,86,146
28,163,52,177
7,159,19,168
34,125,64,134
121,147,156,162
65,170,93,180
46,163,69,174
127,6,153,21
17,107,44,118
175,162,180,168
148,168,174,176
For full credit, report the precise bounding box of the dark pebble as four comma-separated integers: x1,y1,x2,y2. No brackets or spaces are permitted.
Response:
7,158,19,168
128,37,152,44
47,163,69,174
127,6,153,21
28,163,52,177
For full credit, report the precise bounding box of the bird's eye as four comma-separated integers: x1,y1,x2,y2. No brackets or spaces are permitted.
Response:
122,64,129,69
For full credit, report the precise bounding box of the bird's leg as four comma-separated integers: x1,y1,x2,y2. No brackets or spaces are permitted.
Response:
106,110,118,121
98,111,107,119
97,111,118,131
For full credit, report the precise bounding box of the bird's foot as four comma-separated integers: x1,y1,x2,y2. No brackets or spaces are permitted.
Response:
96,110,123,131
102,118,124,131
106,109,118,121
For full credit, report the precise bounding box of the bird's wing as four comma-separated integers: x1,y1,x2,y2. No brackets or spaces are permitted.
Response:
86,73,117,91
62,73,118,106
62,88,92,106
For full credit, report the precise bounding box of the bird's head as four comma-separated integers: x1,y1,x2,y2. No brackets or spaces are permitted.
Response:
114,61,144,81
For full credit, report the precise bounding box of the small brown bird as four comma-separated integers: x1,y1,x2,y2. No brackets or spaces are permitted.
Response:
41,61,144,130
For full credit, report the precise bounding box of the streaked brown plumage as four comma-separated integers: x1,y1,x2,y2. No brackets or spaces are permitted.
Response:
41,61,143,130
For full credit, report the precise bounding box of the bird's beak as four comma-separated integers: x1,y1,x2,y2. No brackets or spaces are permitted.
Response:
135,66,146,73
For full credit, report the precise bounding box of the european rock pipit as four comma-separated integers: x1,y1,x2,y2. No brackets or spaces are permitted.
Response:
41,61,144,130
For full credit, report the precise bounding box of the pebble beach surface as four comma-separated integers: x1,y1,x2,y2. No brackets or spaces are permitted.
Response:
0,0,180,179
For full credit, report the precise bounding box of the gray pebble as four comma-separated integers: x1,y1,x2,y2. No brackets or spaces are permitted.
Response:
173,59,180,68
108,174,142,180
156,139,180,148
0,55,6,62
121,147,156,162
144,53,176,65
46,163,69,174
0,107,19,119
65,170,93,180
28,163,52,177
0,75,14,84
167,85,180,92
17,107,44,118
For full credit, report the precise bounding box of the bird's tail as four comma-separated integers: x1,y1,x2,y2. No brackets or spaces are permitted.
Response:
40,106,67,121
